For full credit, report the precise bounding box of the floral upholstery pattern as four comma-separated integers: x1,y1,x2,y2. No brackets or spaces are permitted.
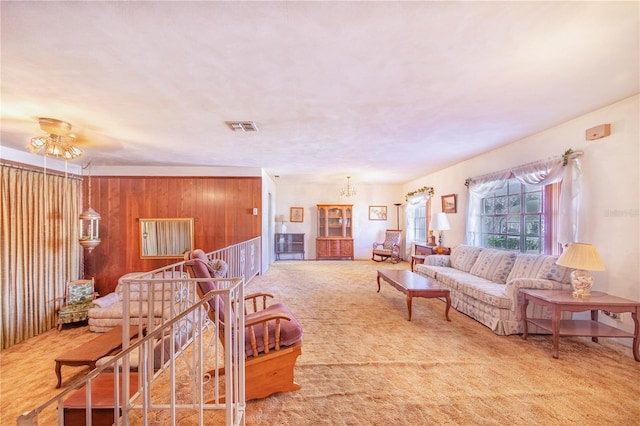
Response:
469,249,517,284
57,279,95,330
449,245,483,272
536,256,572,283
414,245,574,335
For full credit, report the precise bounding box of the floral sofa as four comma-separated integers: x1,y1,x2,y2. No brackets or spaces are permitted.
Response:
414,245,574,335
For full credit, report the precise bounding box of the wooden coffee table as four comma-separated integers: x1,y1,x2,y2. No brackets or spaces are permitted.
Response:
55,325,139,388
521,289,640,361
377,269,451,321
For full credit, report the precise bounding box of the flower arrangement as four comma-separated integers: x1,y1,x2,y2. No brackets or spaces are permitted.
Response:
405,186,434,201
562,148,574,167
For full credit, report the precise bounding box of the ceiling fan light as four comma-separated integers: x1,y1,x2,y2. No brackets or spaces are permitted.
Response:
28,137,47,153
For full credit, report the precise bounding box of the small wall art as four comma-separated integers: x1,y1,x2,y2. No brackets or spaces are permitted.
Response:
290,207,304,222
441,193,457,214
369,206,387,220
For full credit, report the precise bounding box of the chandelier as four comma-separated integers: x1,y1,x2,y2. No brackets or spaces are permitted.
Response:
27,117,83,160
340,176,356,197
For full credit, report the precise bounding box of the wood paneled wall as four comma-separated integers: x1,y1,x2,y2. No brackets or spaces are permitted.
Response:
83,176,262,296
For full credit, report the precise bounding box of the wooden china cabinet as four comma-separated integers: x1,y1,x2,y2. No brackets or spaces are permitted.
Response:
316,204,354,260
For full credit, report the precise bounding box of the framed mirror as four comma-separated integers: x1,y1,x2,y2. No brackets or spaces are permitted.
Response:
140,218,194,258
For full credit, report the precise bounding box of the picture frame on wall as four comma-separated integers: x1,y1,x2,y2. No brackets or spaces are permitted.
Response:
368,206,387,220
442,193,457,214
290,207,304,222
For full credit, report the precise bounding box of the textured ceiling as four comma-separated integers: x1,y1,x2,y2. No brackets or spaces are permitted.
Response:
1,1,638,184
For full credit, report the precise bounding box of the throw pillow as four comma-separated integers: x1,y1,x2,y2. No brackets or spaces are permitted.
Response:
506,254,547,281
450,245,483,272
207,259,229,278
469,249,517,284
536,256,573,283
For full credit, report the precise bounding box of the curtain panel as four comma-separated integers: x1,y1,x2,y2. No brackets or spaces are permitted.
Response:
1,164,81,349
465,155,582,248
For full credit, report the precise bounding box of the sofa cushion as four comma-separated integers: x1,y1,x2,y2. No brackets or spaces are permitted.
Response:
506,254,548,281
452,274,512,310
449,245,483,272
536,256,573,284
469,249,517,284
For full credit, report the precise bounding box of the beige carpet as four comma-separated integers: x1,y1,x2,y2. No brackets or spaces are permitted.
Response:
2,260,639,425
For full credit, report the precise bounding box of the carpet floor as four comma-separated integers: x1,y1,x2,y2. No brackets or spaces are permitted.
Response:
2,260,639,425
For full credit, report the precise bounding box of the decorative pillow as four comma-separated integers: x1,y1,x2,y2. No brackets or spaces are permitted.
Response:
506,254,547,281
536,256,573,283
207,259,228,278
469,249,517,284
68,282,94,304
450,245,483,272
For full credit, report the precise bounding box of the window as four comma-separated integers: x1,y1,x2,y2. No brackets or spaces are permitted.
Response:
410,198,432,244
480,178,557,254
414,204,427,242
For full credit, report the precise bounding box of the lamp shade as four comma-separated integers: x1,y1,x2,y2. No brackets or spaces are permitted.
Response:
430,213,451,231
556,243,605,271
277,214,287,222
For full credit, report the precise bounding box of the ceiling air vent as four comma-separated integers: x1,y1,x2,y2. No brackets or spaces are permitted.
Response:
225,121,259,132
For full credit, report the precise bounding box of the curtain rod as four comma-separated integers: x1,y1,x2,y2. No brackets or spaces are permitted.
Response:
468,150,583,183
1,160,84,180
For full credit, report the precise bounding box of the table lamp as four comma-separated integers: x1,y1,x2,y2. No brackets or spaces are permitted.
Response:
556,242,605,298
278,214,287,233
430,213,451,247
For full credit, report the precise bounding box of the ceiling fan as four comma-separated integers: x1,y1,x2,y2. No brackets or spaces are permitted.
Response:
27,117,84,160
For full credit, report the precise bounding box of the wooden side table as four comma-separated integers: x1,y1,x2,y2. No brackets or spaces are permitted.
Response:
411,244,450,271
521,289,640,361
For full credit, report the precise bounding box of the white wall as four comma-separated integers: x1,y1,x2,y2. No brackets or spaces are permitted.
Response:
272,181,404,260
401,94,639,333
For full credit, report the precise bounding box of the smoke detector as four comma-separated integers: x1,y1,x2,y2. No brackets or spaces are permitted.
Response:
225,121,258,132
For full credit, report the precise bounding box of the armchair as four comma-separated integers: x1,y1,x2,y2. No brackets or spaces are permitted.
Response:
185,249,303,401
372,229,402,263
57,278,96,331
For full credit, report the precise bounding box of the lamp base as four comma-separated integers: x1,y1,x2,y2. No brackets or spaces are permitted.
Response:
571,269,593,298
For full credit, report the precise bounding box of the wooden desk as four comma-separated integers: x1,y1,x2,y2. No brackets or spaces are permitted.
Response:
521,289,640,361
411,244,450,271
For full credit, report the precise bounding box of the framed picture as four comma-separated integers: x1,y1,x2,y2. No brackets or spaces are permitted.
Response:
442,193,457,214
290,207,304,222
368,206,387,220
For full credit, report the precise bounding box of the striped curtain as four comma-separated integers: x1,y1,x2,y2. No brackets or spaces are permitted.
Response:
1,164,81,349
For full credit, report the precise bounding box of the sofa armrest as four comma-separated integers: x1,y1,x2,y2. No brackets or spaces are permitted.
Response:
505,278,568,312
423,254,451,267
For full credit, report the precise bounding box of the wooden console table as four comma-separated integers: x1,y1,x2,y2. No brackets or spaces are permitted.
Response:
521,289,640,361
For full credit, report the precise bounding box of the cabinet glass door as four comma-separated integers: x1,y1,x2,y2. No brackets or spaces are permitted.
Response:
328,207,343,237
345,207,352,237
318,207,326,236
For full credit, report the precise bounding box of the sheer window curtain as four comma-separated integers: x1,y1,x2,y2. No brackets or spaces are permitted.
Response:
405,193,429,259
1,164,80,349
465,153,582,249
